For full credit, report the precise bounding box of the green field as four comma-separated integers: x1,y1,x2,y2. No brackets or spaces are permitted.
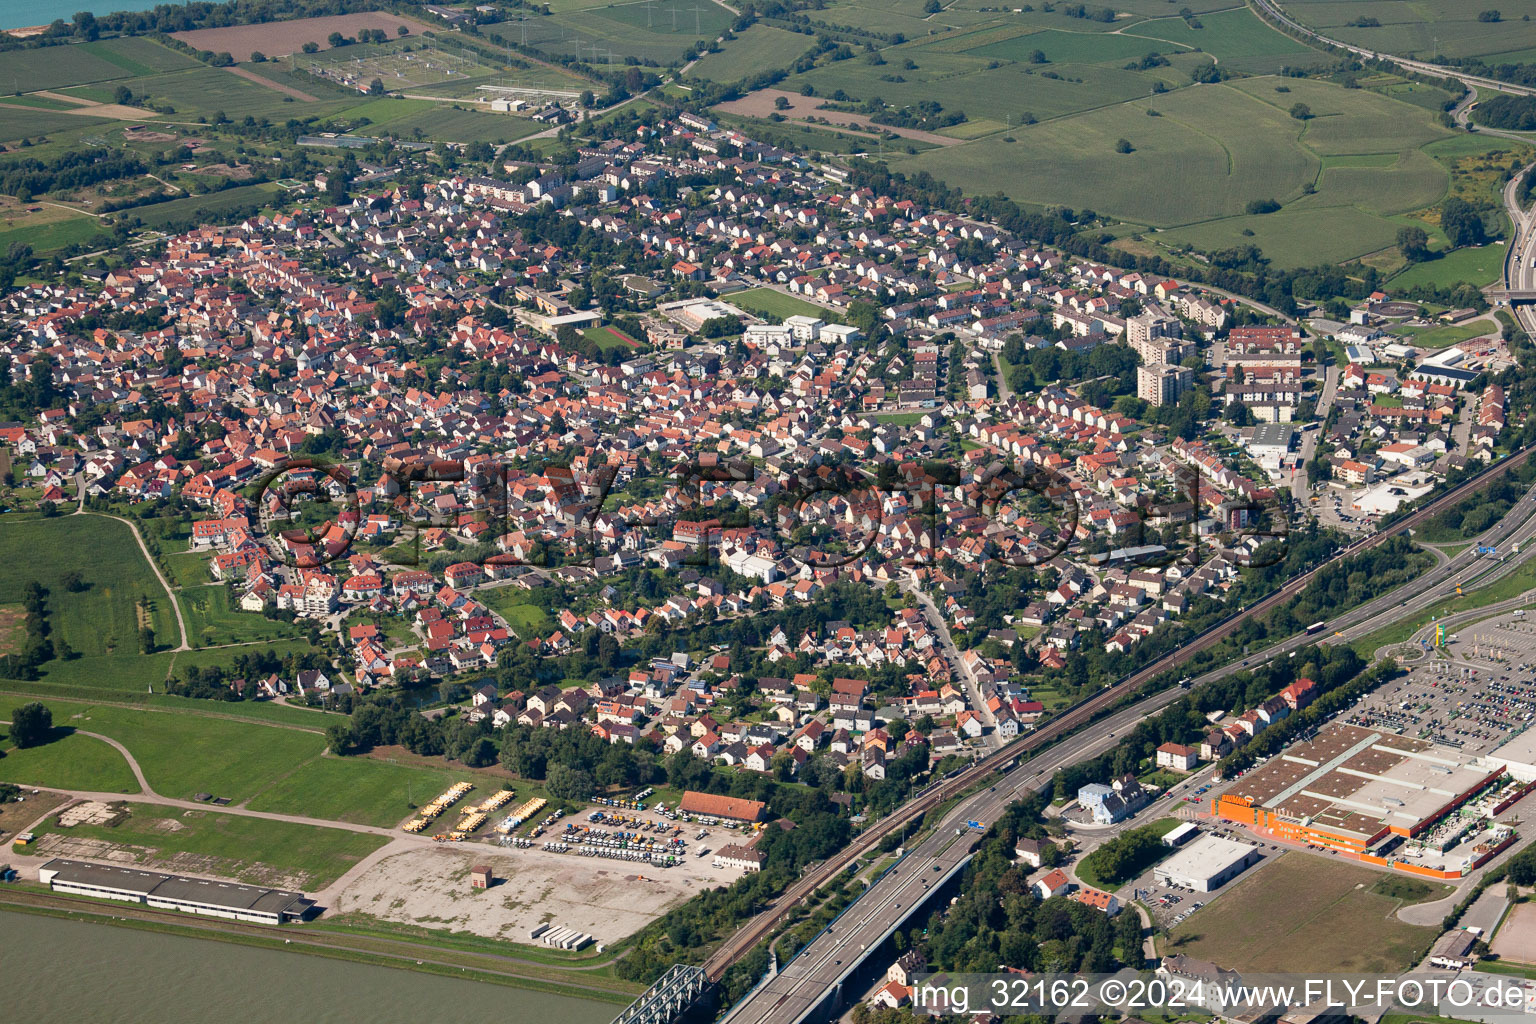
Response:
476,586,553,637
336,96,541,144
730,287,832,322
0,106,113,144
517,0,735,65
0,723,140,793
1126,7,1315,64
965,28,1188,65
0,516,177,662
178,585,306,649
0,696,325,804
1287,0,1536,60
688,24,814,83
0,37,196,94
35,801,386,889
246,756,475,828
1167,853,1438,972
117,183,283,229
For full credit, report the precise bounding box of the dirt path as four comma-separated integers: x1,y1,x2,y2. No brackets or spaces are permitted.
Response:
224,65,319,102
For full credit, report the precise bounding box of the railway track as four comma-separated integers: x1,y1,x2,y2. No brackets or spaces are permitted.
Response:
702,444,1535,979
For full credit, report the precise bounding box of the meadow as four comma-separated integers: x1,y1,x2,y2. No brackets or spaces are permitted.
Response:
0,515,177,660
1166,853,1440,972
0,721,140,793
687,24,813,83
1286,0,1536,60
245,755,475,828
0,696,325,804
34,801,387,889
516,0,735,65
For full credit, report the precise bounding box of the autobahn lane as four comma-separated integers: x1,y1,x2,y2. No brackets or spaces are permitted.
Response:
719,692,1187,1024
704,445,1536,989
715,468,1536,1024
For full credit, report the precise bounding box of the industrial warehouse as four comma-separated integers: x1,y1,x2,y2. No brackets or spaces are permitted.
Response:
1154,835,1264,892
1215,724,1527,876
38,858,314,924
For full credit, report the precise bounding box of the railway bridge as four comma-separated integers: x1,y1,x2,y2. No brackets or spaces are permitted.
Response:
611,964,710,1024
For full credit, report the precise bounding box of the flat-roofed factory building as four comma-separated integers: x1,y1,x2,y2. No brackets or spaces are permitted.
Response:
38,858,313,924
1215,724,1506,854
1153,835,1263,892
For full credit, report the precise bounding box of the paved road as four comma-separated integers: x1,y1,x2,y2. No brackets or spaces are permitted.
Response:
901,570,999,747
718,473,1536,1024
1251,0,1536,98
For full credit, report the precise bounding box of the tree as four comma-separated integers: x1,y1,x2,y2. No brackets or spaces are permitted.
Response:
1479,10,1502,22
1441,197,1487,247
60,570,85,593
1115,138,1134,154
139,625,156,654
773,95,791,111
547,763,594,801
250,50,266,62
398,24,410,35
580,90,595,108
368,78,385,95
924,0,941,10
8,702,52,748
1289,102,1313,120
328,31,347,47
1397,225,1431,261
325,720,354,755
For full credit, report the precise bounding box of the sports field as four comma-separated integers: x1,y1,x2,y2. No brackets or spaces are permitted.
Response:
1166,853,1440,973
730,287,833,321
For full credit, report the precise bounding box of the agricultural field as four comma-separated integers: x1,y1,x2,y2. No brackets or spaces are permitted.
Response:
1166,853,1440,973
1286,0,1536,60
893,83,1319,226
0,36,197,94
172,11,437,62
687,24,813,83
514,0,735,65
31,801,387,889
0,515,177,664
1122,7,1315,71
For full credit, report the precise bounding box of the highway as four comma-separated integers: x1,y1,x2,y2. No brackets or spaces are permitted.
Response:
1248,0,1536,98
712,455,1536,1024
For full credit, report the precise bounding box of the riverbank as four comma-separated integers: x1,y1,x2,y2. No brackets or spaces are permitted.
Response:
0,884,638,1006
0,907,618,1023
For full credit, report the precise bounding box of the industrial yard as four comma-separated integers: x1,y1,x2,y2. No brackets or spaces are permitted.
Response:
325,843,712,944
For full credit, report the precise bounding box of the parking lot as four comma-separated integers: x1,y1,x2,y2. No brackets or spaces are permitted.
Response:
1340,614,1536,755
1121,822,1282,929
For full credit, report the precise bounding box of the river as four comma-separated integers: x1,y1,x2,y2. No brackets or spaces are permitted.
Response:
0,0,175,30
0,910,617,1024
